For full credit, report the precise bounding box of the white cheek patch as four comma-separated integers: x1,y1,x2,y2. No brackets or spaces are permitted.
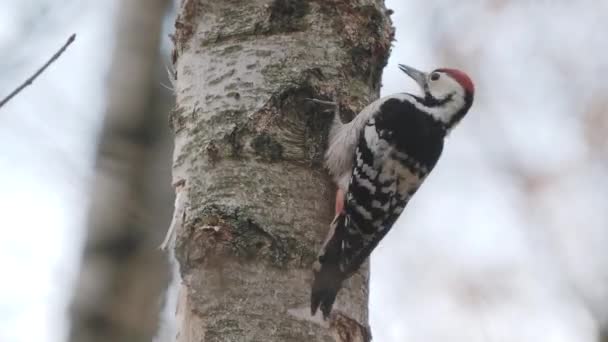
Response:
429,77,459,99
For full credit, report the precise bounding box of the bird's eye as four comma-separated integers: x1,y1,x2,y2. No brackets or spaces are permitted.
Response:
430,73,440,81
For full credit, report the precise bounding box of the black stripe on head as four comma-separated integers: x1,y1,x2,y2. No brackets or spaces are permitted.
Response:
424,92,453,107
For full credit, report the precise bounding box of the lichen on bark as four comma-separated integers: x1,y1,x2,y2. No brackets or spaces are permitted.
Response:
169,0,393,340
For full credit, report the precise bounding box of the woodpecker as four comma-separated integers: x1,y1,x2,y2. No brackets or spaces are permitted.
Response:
311,64,475,319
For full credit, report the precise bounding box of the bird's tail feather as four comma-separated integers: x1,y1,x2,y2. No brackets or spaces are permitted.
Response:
311,264,343,319
311,214,347,319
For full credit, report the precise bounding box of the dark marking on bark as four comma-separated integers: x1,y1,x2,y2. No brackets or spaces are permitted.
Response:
205,141,220,166
251,132,284,162
176,205,314,273
177,213,235,275
224,80,254,91
208,69,236,85
171,49,178,66
226,91,241,100
174,108,250,167
173,0,198,64
205,94,221,102
255,49,273,57
227,125,244,157
329,312,372,342
350,45,373,76
302,67,326,81
250,81,333,166
191,0,312,47
303,103,333,166
233,217,287,263
277,85,332,166
169,105,191,134
169,34,178,65
220,44,243,56
268,0,310,33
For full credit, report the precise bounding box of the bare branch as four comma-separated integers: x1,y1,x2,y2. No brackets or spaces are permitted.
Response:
0,33,76,109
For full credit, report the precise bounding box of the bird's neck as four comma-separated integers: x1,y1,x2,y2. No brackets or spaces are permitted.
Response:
410,93,471,133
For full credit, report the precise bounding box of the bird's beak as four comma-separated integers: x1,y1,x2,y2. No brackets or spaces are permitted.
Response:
398,64,427,90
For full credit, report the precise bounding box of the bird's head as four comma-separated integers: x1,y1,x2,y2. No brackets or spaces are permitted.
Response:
398,64,474,129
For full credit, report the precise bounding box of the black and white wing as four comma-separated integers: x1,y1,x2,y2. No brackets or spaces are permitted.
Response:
312,119,407,318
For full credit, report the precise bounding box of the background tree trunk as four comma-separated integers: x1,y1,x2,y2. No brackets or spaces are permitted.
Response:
169,0,393,340
68,0,174,341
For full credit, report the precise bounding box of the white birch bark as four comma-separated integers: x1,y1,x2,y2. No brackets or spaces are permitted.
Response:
169,0,393,340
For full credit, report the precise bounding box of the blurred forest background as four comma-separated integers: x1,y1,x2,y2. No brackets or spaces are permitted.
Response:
0,0,607,341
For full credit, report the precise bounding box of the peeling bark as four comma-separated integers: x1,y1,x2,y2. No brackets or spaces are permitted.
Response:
169,0,393,340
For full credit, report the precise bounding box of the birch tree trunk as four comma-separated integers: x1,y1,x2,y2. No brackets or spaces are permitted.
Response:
169,0,393,340
69,0,173,341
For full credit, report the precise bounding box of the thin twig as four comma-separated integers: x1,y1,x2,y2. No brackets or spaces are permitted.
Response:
0,33,76,109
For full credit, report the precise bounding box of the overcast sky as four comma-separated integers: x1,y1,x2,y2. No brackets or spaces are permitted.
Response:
0,1,607,341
